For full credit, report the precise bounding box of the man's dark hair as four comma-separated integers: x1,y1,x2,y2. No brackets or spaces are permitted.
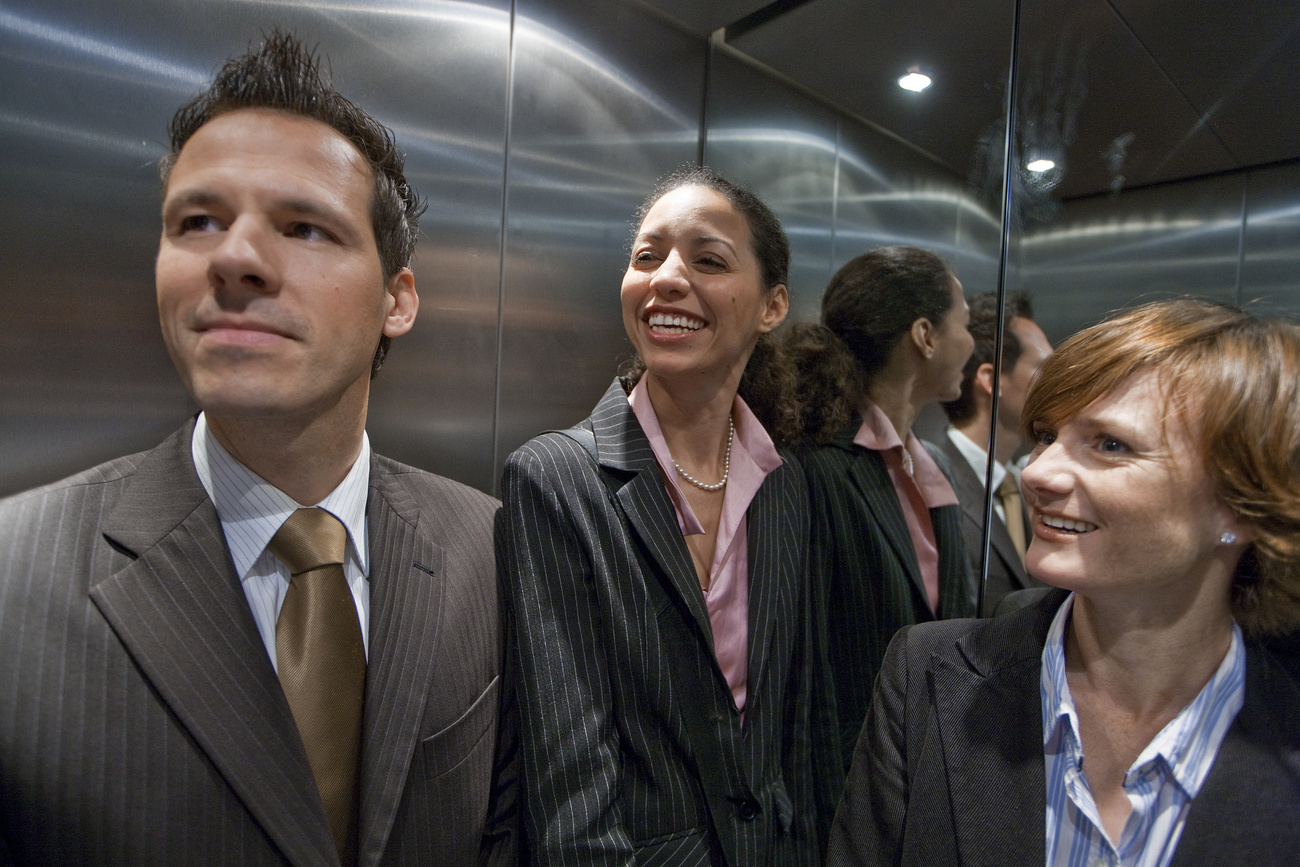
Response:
161,29,425,376
942,291,1034,424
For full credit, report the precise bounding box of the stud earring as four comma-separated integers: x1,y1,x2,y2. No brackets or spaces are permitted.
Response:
1219,531,1237,545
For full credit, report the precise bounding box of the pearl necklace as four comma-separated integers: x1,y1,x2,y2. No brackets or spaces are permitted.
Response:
672,416,733,492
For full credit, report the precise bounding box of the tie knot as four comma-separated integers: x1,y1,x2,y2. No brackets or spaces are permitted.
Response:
268,508,348,575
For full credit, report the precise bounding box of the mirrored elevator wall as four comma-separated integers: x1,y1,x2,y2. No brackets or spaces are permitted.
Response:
1014,162,1300,345
703,44,1004,324
5,0,1299,501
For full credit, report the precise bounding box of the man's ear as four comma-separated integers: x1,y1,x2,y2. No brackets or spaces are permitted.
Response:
383,268,418,338
975,362,996,398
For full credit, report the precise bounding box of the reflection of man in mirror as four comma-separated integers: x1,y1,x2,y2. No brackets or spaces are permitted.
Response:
939,292,1053,614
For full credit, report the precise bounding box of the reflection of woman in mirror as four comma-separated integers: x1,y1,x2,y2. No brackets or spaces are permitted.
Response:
785,245,976,812
828,300,1300,866
500,168,822,864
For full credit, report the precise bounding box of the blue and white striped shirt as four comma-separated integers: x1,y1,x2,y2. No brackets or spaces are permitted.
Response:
191,413,372,671
1042,593,1245,867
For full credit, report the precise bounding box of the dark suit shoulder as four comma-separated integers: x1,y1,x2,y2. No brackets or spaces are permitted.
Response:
0,448,149,512
900,587,1065,673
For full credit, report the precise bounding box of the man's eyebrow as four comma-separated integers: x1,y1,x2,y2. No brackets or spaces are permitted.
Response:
162,190,349,225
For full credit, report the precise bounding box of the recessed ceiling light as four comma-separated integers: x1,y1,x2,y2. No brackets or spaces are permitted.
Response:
898,67,932,92
1027,158,1056,172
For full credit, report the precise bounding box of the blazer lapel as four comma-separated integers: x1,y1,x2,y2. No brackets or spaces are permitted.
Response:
742,469,785,706
356,464,446,866
837,432,927,607
929,594,1061,864
90,423,335,867
590,380,714,648
1172,642,1300,865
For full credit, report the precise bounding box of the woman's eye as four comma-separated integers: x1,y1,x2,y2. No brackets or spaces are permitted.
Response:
1099,436,1128,453
1032,428,1056,447
696,255,726,270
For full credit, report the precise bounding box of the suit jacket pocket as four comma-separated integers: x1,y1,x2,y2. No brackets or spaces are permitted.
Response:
634,827,713,866
418,674,500,780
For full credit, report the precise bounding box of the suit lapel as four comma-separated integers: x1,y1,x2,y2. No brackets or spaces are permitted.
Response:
1172,642,1300,865
591,380,715,648
356,463,445,866
929,594,1061,864
91,423,335,867
939,434,1028,589
743,469,784,706
838,433,927,606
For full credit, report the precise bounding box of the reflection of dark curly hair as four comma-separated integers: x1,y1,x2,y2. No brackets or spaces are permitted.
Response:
788,246,959,443
161,29,425,376
620,167,801,445
1023,299,1300,637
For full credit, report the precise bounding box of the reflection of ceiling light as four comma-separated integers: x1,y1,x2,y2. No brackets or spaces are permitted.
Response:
898,68,932,92
1027,159,1056,172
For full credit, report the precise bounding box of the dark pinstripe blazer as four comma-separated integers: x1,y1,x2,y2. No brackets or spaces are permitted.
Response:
800,421,975,821
498,379,819,866
827,589,1300,866
933,432,1042,616
0,420,518,866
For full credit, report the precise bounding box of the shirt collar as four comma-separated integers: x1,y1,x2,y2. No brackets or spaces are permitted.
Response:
191,412,371,580
854,402,958,507
1041,592,1247,799
947,426,1007,492
627,378,782,536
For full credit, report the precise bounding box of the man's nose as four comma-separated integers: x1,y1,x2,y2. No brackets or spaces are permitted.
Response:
208,218,277,293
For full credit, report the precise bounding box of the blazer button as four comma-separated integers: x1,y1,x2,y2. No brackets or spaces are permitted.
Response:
736,799,759,821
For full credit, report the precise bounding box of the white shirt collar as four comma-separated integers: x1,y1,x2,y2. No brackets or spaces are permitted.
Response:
190,412,371,580
947,426,1007,492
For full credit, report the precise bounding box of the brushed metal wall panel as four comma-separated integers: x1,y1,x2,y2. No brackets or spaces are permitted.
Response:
703,46,839,322
1242,162,1300,318
1015,176,1246,345
493,0,706,479
0,0,511,495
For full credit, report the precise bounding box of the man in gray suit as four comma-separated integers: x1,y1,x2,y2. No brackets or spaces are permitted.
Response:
939,292,1052,614
0,32,516,866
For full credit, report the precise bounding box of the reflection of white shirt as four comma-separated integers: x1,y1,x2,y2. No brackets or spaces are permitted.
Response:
946,427,1008,524
191,412,371,671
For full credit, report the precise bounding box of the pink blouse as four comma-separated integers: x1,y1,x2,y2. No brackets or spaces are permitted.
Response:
628,380,782,716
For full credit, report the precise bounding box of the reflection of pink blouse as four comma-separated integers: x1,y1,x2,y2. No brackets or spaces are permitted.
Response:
854,402,958,614
628,380,783,717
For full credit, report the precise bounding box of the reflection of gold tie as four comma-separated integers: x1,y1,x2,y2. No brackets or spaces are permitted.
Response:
997,473,1028,564
269,508,364,866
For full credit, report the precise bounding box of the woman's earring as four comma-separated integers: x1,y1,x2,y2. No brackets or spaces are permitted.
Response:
1219,531,1238,545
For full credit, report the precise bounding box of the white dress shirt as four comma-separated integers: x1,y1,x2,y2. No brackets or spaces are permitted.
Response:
191,413,371,671
946,427,1010,524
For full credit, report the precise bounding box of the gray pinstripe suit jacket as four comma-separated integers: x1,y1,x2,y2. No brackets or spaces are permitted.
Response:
932,433,1043,616
0,420,518,866
827,589,1300,866
499,379,819,866
800,422,975,831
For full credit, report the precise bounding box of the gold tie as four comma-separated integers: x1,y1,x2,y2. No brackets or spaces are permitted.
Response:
997,473,1028,564
268,508,364,866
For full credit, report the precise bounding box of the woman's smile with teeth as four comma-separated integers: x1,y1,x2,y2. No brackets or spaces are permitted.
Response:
648,312,705,333
1041,515,1098,533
